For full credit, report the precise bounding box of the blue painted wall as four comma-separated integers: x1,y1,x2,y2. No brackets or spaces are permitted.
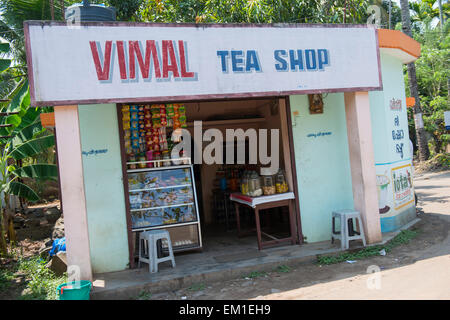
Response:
369,53,416,232
78,104,130,273
289,93,354,243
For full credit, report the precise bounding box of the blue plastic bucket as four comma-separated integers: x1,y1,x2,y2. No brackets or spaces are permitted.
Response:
57,280,92,300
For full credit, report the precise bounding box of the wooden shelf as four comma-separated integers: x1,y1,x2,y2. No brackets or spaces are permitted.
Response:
186,117,266,128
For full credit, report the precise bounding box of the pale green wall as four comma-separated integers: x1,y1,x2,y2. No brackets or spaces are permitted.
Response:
78,103,129,273
289,94,354,243
369,52,416,232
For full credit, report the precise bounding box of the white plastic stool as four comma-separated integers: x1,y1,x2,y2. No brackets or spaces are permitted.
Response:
331,209,366,250
138,229,176,273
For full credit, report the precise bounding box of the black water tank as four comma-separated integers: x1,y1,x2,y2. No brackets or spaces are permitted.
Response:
65,0,116,22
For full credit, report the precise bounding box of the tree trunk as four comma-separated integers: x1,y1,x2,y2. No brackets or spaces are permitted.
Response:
400,0,430,162
438,0,444,27
4,195,16,246
0,208,8,256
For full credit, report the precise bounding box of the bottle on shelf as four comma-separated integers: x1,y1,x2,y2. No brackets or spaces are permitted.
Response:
275,168,289,193
260,167,276,195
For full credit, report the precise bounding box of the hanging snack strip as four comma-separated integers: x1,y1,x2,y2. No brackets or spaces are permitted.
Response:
123,103,187,169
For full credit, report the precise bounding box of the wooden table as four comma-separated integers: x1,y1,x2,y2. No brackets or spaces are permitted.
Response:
230,192,297,250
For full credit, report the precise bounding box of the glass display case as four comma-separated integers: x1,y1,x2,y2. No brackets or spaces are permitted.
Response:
127,164,202,252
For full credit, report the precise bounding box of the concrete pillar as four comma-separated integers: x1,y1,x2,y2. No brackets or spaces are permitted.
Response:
344,92,382,244
54,105,92,281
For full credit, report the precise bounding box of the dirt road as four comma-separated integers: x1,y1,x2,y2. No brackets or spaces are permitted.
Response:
150,170,450,300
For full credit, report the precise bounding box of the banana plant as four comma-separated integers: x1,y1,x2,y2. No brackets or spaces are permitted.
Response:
0,43,57,256
0,105,57,255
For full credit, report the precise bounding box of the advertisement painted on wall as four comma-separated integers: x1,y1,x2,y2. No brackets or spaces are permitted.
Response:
24,22,381,106
376,163,414,217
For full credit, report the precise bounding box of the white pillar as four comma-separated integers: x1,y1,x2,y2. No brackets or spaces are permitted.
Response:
54,105,92,281
344,92,382,244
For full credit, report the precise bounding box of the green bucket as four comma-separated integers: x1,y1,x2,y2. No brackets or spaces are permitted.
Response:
57,280,92,300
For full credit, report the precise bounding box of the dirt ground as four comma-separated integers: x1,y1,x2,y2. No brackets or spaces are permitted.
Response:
147,169,450,300
0,200,62,300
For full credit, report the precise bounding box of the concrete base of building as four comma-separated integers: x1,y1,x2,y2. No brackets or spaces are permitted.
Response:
90,220,420,300
380,206,417,233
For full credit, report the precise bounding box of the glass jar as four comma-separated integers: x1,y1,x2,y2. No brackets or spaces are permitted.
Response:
138,154,147,169
248,171,263,197
275,169,289,193
162,150,171,167
128,154,136,169
153,151,161,167
240,171,249,195
146,150,153,168
260,167,276,195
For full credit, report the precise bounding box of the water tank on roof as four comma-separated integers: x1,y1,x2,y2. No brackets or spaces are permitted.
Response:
65,0,116,22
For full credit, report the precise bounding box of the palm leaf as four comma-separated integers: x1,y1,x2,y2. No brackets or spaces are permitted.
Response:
5,181,39,202
13,164,58,180
9,134,55,160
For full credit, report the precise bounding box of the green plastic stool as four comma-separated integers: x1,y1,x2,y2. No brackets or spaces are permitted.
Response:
57,280,92,300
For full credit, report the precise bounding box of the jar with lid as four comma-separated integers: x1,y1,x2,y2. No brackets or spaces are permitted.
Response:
275,169,289,193
128,154,136,169
153,151,161,167
162,150,171,167
240,171,249,195
248,171,263,197
138,153,147,169
260,167,276,195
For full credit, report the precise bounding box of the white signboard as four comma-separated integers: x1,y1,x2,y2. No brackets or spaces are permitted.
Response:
445,111,450,130
25,22,382,106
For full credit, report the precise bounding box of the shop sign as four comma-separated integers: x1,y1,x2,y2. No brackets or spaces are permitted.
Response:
25,22,382,106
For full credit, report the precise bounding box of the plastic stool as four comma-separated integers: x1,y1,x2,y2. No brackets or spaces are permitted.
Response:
138,229,176,273
331,209,367,250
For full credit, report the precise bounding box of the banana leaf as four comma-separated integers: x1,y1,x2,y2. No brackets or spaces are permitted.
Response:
9,134,55,160
5,181,39,202
5,79,28,113
0,59,11,72
13,164,58,180
0,42,9,53
12,120,44,147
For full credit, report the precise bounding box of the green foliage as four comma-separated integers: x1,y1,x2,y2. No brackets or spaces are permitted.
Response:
136,290,152,299
404,2,450,155
138,0,373,24
0,265,17,290
105,0,144,21
274,264,291,273
316,229,418,265
188,282,205,291
18,256,67,300
243,270,267,279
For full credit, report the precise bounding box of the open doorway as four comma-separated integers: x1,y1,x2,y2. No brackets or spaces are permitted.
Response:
117,97,301,267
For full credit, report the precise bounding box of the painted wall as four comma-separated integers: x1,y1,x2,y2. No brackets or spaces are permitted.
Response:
289,93,354,243
78,103,129,273
369,53,416,232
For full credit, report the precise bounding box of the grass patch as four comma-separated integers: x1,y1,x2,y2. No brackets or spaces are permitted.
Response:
243,271,268,279
188,283,206,291
18,256,67,300
0,267,17,290
137,290,152,300
317,229,418,265
274,265,291,273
